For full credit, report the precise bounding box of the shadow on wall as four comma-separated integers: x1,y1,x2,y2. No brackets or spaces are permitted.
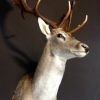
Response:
0,0,37,74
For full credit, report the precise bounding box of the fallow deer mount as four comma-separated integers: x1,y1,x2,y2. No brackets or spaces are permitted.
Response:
11,0,89,100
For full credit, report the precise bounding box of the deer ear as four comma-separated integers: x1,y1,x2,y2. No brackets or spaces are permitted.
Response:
38,17,51,38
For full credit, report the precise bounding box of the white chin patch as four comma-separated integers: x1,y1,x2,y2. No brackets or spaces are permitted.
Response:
74,52,87,58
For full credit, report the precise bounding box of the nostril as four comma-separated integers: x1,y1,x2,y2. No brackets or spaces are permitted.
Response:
81,44,86,48
85,47,89,53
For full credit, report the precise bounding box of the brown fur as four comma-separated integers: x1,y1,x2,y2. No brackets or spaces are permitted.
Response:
12,74,33,100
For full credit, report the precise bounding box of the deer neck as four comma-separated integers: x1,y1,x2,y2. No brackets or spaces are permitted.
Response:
32,42,67,100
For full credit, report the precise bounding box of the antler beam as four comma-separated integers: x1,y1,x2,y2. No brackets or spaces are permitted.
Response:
58,0,88,34
11,0,88,34
59,1,71,28
11,0,57,28
34,0,57,28
69,15,88,34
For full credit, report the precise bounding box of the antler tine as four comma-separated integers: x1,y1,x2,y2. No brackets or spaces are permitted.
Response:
11,0,35,17
12,0,57,28
59,1,71,28
67,0,76,31
69,15,88,34
21,0,34,13
34,0,57,28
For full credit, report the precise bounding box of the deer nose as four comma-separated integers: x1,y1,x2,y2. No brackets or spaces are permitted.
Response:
80,43,89,53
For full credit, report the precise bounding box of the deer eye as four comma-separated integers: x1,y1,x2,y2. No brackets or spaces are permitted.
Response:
57,34,65,40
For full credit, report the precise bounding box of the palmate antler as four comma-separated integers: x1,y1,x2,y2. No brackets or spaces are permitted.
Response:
11,0,88,34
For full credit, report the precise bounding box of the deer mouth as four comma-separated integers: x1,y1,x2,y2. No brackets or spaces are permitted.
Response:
72,51,89,57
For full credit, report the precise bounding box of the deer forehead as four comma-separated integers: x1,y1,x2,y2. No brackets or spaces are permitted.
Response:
52,28,71,37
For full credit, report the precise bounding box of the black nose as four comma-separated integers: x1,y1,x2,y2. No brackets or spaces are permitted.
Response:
81,44,89,53
85,47,89,53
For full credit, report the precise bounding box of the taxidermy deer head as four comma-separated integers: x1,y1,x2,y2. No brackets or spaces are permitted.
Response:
11,0,89,59
11,0,89,100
